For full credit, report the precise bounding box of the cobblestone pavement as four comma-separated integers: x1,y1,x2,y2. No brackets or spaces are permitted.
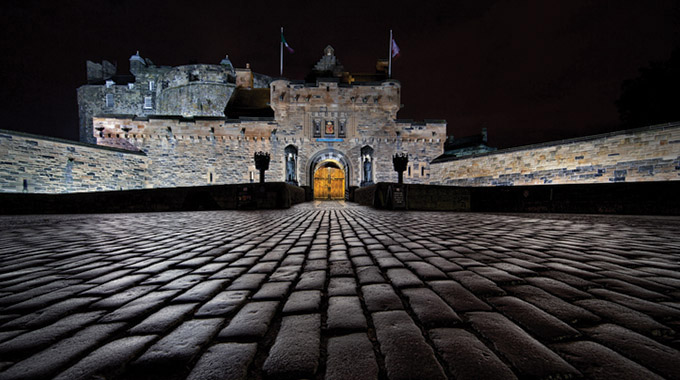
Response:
0,202,679,379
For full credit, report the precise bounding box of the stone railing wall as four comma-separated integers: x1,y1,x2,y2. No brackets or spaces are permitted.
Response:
0,129,149,193
431,123,680,186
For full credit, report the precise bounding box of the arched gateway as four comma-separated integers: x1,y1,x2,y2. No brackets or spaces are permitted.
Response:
308,149,352,200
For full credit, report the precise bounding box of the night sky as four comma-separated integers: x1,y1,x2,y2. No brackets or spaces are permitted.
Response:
1,0,678,148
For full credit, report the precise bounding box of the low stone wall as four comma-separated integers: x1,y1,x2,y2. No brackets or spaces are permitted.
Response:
353,181,680,215
0,182,306,214
431,123,680,186
353,183,471,211
0,129,150,193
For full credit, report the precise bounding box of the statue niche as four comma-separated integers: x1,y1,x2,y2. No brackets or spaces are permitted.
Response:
285,145,298,185
361,145,374,186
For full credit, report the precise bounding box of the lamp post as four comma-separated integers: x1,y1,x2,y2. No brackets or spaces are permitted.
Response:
392,153,408,184
254,152,270,184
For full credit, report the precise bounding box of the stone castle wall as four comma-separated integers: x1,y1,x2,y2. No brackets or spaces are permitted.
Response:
78,56,271,145
91,115,444,189
431,123,680,186
0,129,149,193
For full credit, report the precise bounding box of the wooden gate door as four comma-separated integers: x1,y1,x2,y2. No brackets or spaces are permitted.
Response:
314,167,345,200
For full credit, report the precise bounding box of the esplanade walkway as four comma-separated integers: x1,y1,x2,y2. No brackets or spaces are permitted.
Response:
0,202,679,379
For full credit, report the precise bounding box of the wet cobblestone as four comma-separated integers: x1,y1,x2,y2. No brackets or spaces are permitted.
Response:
0,202,679,379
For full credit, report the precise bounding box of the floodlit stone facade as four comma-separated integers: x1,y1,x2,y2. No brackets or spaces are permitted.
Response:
431,122,680,186
1,48,446,195
90,78,445,194
77,53,272,145
2,47,678,195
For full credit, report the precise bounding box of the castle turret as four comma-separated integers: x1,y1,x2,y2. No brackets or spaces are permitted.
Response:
129,51,146,75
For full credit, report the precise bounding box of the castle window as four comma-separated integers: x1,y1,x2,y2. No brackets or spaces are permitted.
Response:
143,96,153,109
421,166,425,176
339,120,346,138
105,94,114,108
408,165,411,177
189,72,199,82
149,81,155,91
313,119,321,137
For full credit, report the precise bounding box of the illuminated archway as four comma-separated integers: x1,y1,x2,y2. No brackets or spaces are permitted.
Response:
307,149,352,200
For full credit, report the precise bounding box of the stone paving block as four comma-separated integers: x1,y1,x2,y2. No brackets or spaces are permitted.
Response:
52,335,156,380
2,284,93,313
361,284,403,312
375,257,404,269
91,285,157,309
269,265,301,282
551,340,665,380
589,288,680,320
506,285,600,325
356,266,385,285
281,254,305,266
2,297,99,329
593,278,670,301
100,290,179,322
226,273,267,291
263,314,321,378
401,287,461,327
129,303,198,334
575,298,676,337
295,270,326,290
429,328,517,380
0,323,125,380
252,282,291,300
325,333,379,380
406,261,448,280
186,342,257,380
329,260,353,276
471,266,524,285
541,269,598,289
208,266,248,280
172,279,226,303
526,276,591,300
141,269,190,285
351,255,374,267
372,310,447,380
84,270,133,285
0,311,105,359
448,270,506,296
132,318,223,376
424,256,462,272
304,259,328,272
489,296,581,342
393,251,421,262
326,296,367,330
248,262,277,274
283,290,322,314
328,277,357,296
386,268,424,288
159,274,205,290
581,323,680,379
428,280,491,312
219,301,279,339
467,311,581,379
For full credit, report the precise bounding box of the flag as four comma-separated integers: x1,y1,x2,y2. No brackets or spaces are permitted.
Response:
391,39,400,58
281,33,294,53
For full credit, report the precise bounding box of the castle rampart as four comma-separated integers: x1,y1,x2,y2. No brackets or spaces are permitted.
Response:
0,129,149,193
431,122,680,186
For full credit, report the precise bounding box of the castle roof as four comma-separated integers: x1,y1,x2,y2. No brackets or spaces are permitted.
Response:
224,88,273,118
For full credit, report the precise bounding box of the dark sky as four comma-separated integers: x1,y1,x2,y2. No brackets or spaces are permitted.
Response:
1,0,678,148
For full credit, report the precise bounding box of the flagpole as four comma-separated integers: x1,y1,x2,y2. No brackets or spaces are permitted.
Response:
388,29,393,79
280,27,284,77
